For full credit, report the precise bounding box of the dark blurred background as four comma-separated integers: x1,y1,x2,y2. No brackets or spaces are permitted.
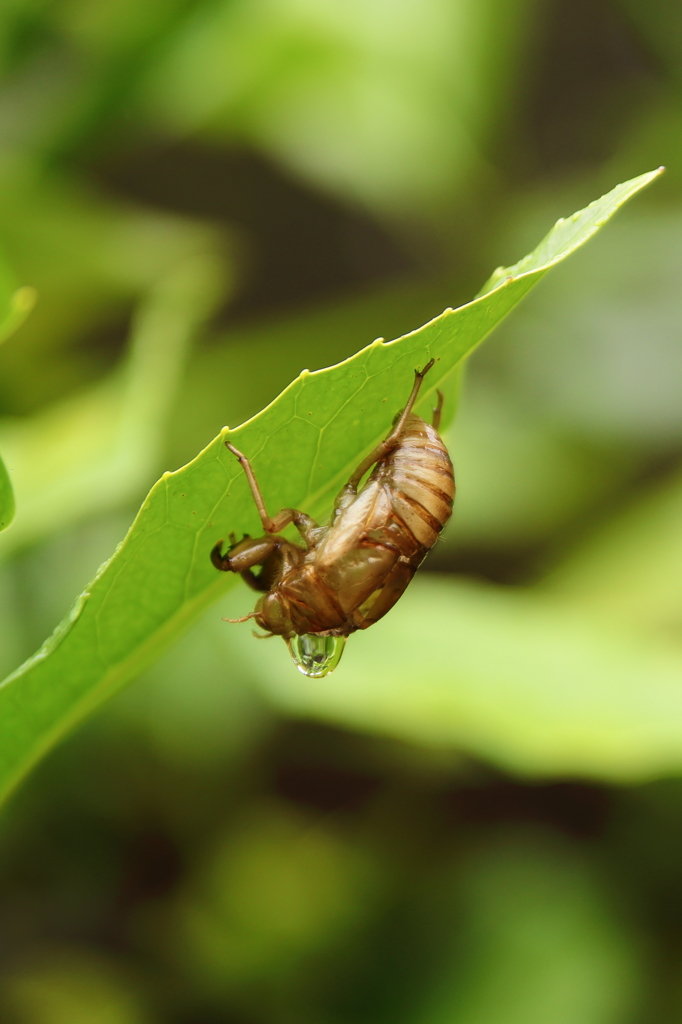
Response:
0,0,681,1021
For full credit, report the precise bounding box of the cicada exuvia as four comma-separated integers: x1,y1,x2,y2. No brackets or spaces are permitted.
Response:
211,360,454,676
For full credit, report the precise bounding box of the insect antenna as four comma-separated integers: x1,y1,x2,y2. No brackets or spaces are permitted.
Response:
222,612,259,623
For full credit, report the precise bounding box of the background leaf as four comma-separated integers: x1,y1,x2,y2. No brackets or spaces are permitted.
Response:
0,253,36,533
0,286,35,348
0,459,14,535
0,169,660,805
0,254,222,555
225,573,682,782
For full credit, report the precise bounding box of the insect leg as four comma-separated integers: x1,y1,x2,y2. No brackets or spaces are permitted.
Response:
240,567,268,592
256,506,321,543
347,358,435,488
432,389,444,432
225,442,280,532
211,535,278,572
225,442,320,543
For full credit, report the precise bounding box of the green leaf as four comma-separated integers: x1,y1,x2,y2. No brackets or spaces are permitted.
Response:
0,458,15,533
477,170,663,295
0,285,36,347
0,265,36,533
0,170,661,804
545,458,682,631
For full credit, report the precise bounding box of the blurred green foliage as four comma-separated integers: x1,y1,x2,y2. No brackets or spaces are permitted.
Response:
0,0,680,1021
0,253,36,532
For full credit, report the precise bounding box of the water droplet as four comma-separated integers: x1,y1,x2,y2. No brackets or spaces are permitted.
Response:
286,634,346,678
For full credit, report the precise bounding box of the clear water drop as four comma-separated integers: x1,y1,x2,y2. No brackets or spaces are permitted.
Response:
286,634,347,678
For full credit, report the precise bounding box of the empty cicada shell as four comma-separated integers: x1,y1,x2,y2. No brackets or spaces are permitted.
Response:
211,359,454,676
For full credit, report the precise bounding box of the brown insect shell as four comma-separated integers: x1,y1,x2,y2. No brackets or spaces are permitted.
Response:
253,412,454,638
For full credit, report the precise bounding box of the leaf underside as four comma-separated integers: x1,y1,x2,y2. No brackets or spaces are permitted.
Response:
0,168,662,804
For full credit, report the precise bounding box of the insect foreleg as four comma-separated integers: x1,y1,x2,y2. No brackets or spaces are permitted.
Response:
211,536,278,573
253,505,320,544
347,358,435,488
225,441,320,544
240,567,269,592
225,442,278,531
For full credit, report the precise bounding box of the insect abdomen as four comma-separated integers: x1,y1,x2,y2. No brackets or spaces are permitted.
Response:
384,415,454,549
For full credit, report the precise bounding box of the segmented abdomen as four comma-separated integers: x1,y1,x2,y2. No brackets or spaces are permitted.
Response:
381,414,455,550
